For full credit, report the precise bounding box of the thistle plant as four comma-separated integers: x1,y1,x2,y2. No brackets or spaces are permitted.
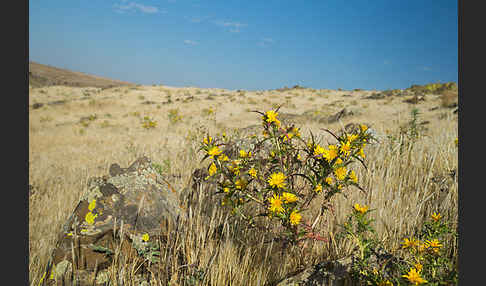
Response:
199,108,373,244
141,116,157,129
337,205,458,285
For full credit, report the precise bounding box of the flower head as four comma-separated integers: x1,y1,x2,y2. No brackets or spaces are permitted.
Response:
353,203,368,214
402,268,428,285
360,124,368,133
85,211,98,225
239,149,250,158
431,212,441,222
207,146,222,158
268,172,287,189
292,127,301,138
401,237,419,249
425,239,442,253
358,148,365,159
325,177,333,185
340,140,352,156
248,168,257,178
268,194,284,214
208,162,217,176
282,192,298,203
203,136,212,145
218,154,229,162
88,199,96,211
314,145,326,156
264,110,281,127
323,145,339,162
142,233,150,242
314,184,323,193
290,210,302,225
334,166,347,181
346,134,359,142
349,170,358,183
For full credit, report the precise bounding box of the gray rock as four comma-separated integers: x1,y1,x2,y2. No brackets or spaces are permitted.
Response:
43,157,186,285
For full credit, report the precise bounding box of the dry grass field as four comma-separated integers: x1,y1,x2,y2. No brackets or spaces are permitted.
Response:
29,74,458,285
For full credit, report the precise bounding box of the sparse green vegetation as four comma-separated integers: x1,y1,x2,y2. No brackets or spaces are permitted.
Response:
168,108,183,124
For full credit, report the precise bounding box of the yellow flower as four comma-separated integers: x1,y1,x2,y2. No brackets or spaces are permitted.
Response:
454,137,458,146
203,136,212,145
283,132,294,141
208,162,217,176
269,194,284,214
248,168,257,178
229,160,241,175
325,177,333,185
235,178,248,190
414,263,423,273
347,134,359,142
337,184,343,190
264,110,281,126
282,192,298,203
88,199,96,211
334,166,347,181
207,146,222,158
353,203,368,214
314,144,326,156
290,210,302,225
425,239,442,253
268,172,287,189
431,212,441,222
349,170,358,183
223,187,230,193
340,140,352,156
401,237,419,249
378,280,393,286
323,145,339,162
218,154,229,161
358,148,365,159
142,233,150,242
239,149,249,158
297,154,302,160
292,127,301,138
334,158,343,165
314,184,323,193
402,268,428,285
360,124,368,133
85,211,98,225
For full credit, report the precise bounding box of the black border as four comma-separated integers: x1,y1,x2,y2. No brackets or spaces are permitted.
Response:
458,0,475,284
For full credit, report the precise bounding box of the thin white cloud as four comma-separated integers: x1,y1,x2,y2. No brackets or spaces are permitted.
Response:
383,60,390,65
213,20,248,32
113,2,161,14
421,66,432,71
258,38,274,47
184,40,198,45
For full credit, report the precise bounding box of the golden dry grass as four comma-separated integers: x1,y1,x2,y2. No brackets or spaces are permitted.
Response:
29,84,458,285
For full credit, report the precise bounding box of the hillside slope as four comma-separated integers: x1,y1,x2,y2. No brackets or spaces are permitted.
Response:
29,61,135,89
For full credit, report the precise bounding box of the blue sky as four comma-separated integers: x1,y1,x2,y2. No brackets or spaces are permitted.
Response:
29,0,457,91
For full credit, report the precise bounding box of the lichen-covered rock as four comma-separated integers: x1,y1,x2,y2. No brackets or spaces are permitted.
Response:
276,257,354,286
42,157,186,285
276,247,404,286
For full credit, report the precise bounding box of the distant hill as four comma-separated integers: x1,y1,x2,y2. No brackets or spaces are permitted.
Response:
29,61,135,89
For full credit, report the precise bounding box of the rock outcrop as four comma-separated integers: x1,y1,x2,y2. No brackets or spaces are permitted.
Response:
42,157,186,285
